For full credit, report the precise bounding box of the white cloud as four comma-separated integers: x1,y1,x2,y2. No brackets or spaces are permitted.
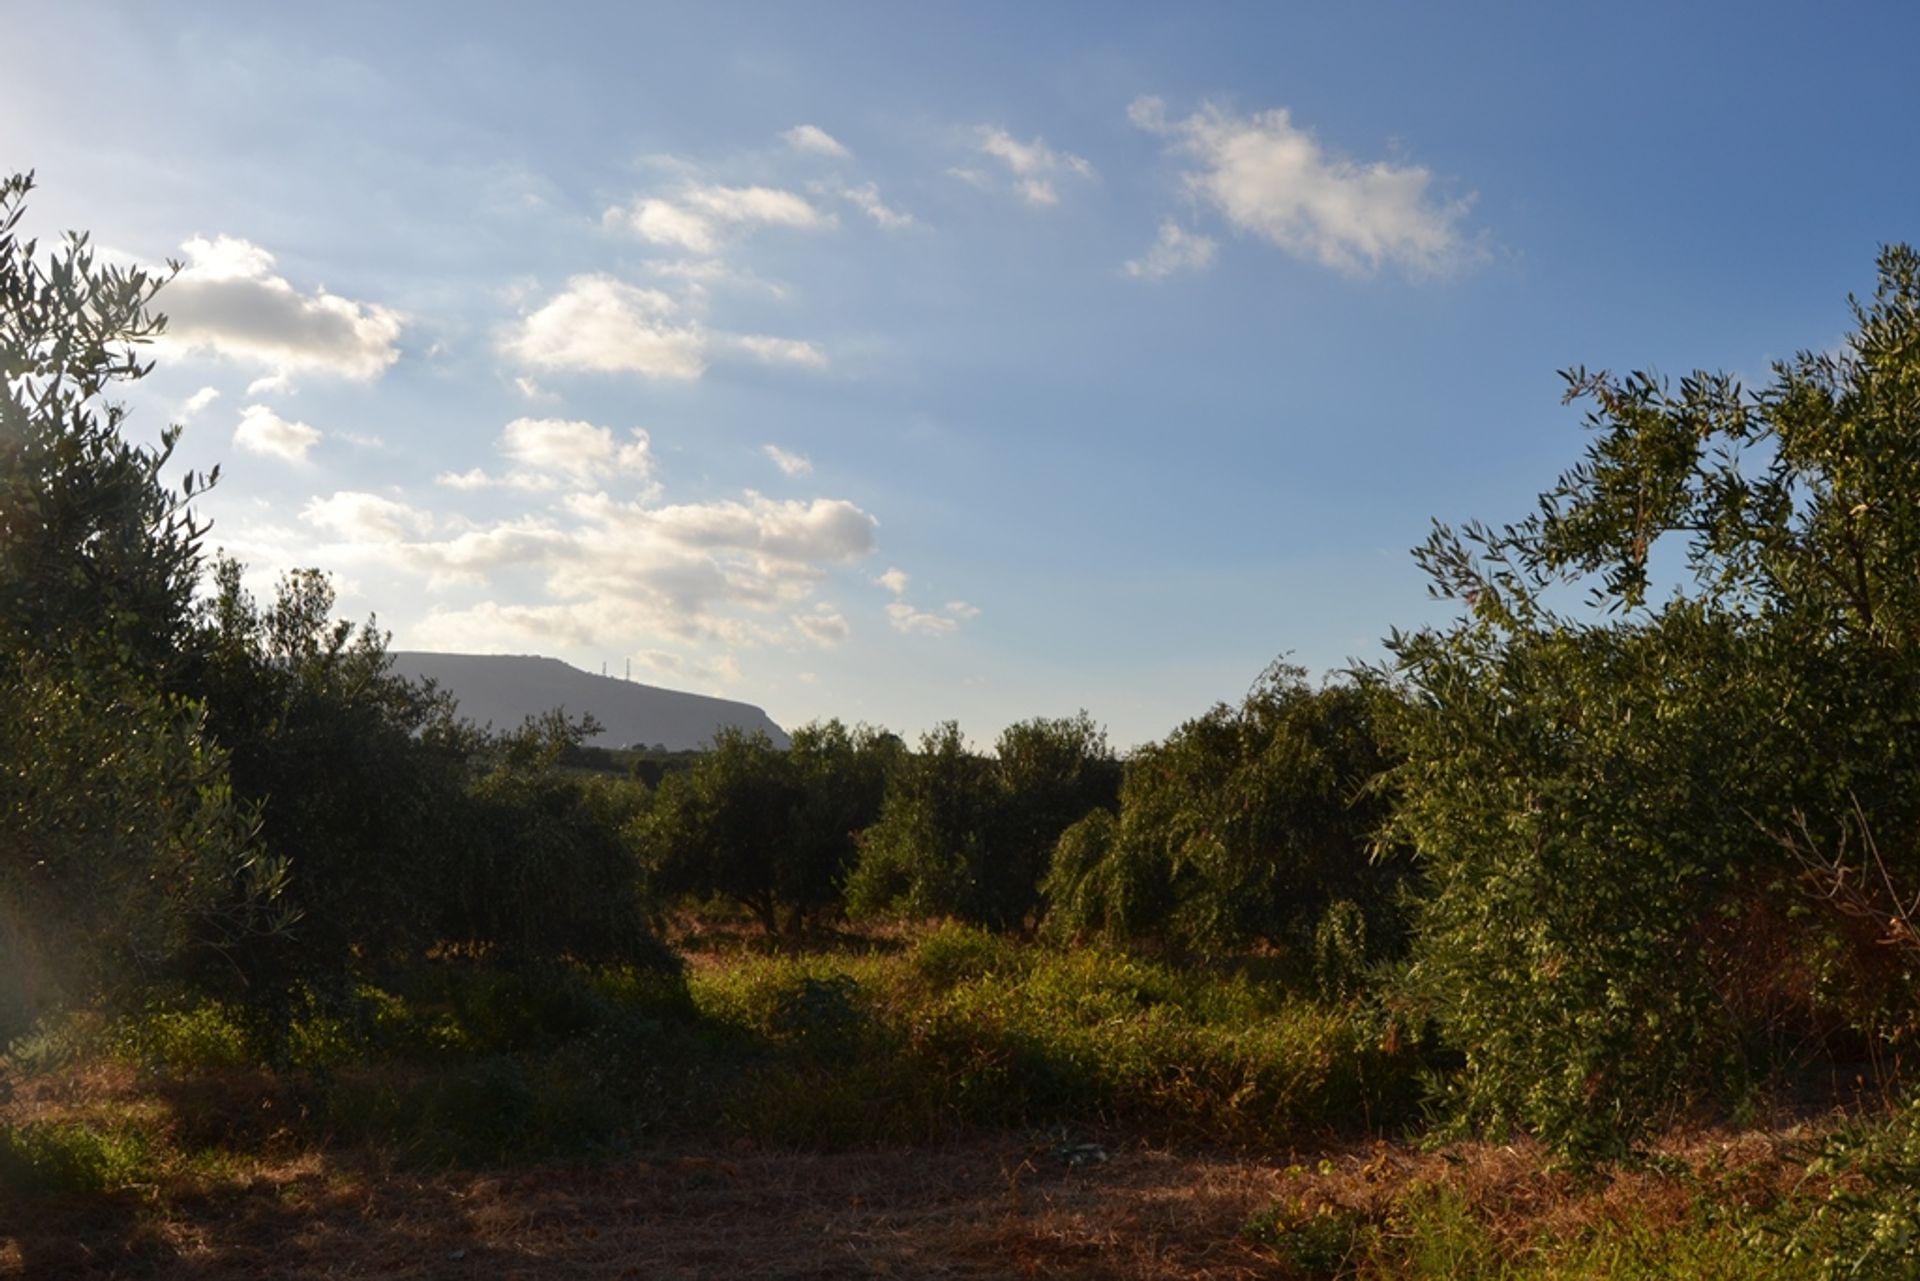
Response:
277,484,879,651
1123,219,1219,280
435,468,501,492
513,375,551,400
782,124,851,158
503,417,653,484
436,418,652,493
726,334,829,369
840,182,914,229
504,275,707,379
887,601,957,635
301,491,433,542
605,182,835,254
875,567,909,596
645,258,789,300
505,275,823,379
763,444,812,477
792,604,850,646
1129,96,1478,277
179,386,221,421
161,235,403,381
232,403,321,463
887,595,977,635
974,127,1095,206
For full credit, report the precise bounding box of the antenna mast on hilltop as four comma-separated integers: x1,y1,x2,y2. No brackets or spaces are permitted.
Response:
626,658,631,681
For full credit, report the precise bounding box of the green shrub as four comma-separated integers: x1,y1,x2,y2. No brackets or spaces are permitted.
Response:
111,1002,252,1073
909,920,1020,991
0,1121,158,1196
1041,669,1403,961
1244,1201,1376,1278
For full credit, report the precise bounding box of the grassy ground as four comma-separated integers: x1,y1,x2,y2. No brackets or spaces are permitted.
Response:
1,924,1912,1277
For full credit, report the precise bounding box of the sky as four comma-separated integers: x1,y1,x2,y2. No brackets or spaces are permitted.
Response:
5,2,1917,747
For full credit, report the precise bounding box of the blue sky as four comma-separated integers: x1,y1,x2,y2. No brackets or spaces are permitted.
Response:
6,2,1916,746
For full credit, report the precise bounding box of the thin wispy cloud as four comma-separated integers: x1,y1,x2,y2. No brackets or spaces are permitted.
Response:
604,182,835,255
886,598,978,635
972,126,1095,206
839,181,914,229
1123,219,1219,280
763,444,813,477
782,123,851,158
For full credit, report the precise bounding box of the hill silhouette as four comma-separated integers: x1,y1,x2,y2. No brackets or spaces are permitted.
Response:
389,652,790,750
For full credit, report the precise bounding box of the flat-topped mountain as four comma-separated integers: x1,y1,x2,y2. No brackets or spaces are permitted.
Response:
388,652,789,751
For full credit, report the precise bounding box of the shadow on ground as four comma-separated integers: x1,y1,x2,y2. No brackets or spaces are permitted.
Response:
0,1139,1292,1280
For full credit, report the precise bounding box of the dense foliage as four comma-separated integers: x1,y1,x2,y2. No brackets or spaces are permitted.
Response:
1043,664,1402,969
1388,246,1920,1156
846,713,1121,929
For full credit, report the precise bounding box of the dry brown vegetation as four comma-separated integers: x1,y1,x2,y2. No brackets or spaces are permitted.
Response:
0,1069,1842,1281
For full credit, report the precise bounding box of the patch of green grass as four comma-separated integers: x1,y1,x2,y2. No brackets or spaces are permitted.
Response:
908,920,1022,992
684,942,1423,1145
0,1120,161,1196
1244,1200,1378,1277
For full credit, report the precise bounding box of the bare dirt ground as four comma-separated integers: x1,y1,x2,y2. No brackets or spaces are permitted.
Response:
0,1121,1825,1280
0,1136,1305,1280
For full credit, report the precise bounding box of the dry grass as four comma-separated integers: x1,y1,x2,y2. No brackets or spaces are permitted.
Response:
0,1136,1310,1279
0,1116,1848,1281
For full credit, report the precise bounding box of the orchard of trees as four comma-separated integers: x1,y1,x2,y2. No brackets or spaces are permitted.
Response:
10,166,1920,1162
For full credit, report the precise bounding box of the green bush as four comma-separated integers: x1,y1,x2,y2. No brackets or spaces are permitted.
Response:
1386,249,1920,1159
1042,668,1403,960
909,920,1021,991
0,1121,158,1196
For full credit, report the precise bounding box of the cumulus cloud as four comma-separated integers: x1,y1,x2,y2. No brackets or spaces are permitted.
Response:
232,403,321,463
973,127,1095,206
505,275,706,379
1123,219,1219,280
503,417,653,484
278,482,880,652
161,235,403,380
763,444,812,477
840,182,914,229
436,418,653,493
504,276,824,379
1129,96,1478,277
782,124,851,158
301,491,433,542
875,567,909,596
604,182,835,254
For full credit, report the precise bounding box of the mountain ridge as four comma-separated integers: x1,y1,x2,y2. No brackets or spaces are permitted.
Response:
388,651,790,751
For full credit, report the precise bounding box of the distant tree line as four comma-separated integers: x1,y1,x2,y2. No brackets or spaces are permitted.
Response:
12,167,1920,1160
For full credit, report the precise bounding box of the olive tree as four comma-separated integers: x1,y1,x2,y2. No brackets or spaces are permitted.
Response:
1388,246,1920,1158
